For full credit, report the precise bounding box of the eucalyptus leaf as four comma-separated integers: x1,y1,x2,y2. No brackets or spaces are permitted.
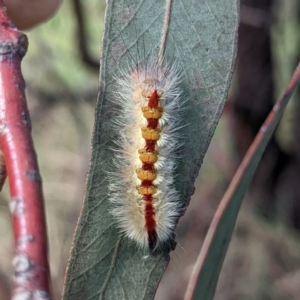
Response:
63,0,238,299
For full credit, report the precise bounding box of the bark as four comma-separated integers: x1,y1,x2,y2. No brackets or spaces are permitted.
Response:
0,1,51,298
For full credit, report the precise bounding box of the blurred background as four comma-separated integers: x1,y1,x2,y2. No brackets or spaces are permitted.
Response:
0,0,300,299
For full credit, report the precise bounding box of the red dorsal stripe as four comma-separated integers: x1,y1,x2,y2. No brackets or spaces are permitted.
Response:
142,162,154,171
145,140,156,152
148,90,159,108
140,89,161,252
141,180,153,187
147,118,158,129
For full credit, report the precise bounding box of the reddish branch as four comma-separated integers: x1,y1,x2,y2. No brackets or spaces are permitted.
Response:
0,2,51,299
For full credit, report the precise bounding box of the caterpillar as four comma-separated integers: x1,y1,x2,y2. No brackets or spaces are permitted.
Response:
108,59,183,254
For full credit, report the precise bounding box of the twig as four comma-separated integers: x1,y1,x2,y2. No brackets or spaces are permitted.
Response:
71,0,100,72
0,149,6,191
0,2,51,299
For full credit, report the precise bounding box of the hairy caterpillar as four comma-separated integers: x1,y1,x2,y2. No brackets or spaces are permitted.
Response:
108,59,183,254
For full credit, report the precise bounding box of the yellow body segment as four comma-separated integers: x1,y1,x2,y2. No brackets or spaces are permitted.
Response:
137,186,157,195
138,150,158,163
136,169,157,181
141,128,160,141
142,107,163,119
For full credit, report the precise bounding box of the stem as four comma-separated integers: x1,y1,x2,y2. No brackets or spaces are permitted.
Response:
71,0,99,71
0,149,7,191
0,2,51,299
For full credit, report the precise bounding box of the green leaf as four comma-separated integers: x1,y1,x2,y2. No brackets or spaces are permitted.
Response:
63,0,238,299
185,62,300,300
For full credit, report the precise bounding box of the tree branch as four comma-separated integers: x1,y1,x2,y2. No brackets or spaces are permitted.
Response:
0,1,51,299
